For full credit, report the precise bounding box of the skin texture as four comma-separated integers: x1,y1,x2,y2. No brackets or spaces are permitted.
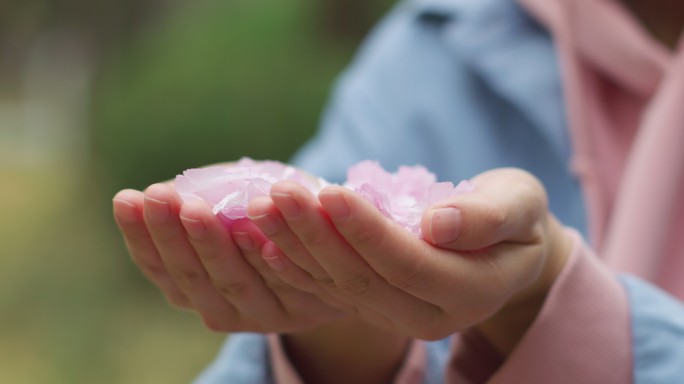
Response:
250,169,570,354
113,185,347,333
113,167,570,383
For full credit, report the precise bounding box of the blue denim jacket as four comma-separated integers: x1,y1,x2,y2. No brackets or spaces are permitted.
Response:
194,0,684,382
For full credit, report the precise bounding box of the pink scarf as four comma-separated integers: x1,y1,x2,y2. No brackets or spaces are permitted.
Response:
518,0,684,299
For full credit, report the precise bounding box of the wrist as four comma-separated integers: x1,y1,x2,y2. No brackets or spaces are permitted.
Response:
281,318,410,384
475,214,572,355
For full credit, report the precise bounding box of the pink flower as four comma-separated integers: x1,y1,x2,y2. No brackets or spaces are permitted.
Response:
175,157,325,226
175,158,472,235
344,161,473,237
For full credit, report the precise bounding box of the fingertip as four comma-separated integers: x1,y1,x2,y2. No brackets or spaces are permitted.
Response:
114,188,143,204
271,179,308,196
246,196,276,218
144,183,179,204
231,231,256,253
318,186,351,220
261,242,286,272
113,191,143,224
179,199,213,222
318,185,347,197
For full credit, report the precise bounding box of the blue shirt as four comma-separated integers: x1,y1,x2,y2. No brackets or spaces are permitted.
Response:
194,0,684,382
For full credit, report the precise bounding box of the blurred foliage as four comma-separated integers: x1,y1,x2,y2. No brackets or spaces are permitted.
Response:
1,0,396,383
0,166,222,384
0,0,166,89
92,0,392,195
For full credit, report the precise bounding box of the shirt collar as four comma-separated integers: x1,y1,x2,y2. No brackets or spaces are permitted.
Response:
410,0,572,161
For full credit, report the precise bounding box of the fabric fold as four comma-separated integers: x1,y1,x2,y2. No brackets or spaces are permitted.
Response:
481,229,632,383
267,333,427,384
518,0,684,300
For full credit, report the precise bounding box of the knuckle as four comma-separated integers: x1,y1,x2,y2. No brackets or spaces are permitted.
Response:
195,246,223,263
264,279,288,292
313,274,337,291
298,230,328,249
166,294,191,308
141,261,167,278
385,250,427,290
528,222,545,245
475,201,508,243
171,269,203,290
348,223,381,249
154,226,181,242
124,228,151,244
483,202,507,231
214,279,251,298
336,273,371,297
280,272,322,295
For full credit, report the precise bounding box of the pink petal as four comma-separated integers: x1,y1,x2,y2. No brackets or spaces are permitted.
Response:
176,158,471,235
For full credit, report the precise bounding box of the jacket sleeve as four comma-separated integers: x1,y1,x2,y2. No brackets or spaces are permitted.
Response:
192,333,272,384
621,274,684,383
447,229,684,384
267,335,430,384
474,229,633,383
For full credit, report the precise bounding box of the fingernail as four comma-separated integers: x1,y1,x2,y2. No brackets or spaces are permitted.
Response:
113,199,137,223
181,216,208,240
232,231,255,252
248,213,280,235
271,192,302,220
145,196,171,221
429,207,462,244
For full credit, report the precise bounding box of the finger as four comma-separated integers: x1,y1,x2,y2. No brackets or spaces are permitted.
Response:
267,181,442,334
258,240,320,294
260,241,358,315
247,196,328,278
259,241,350,326
179,200,289,326
229,221,352,329
229,219,287,289
113,189,190,308
319,187,482,307
421,168,546,251
260,242,400,331
247,195,361,310
143,184,239,329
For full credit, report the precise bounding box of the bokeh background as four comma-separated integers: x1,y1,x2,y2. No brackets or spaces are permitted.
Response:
0,1,393,382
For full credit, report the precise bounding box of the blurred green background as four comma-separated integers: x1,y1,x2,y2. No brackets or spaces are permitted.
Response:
0,0,392,382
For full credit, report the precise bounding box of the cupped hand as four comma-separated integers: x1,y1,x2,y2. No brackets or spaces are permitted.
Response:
112,182,347,333
247,168,572,353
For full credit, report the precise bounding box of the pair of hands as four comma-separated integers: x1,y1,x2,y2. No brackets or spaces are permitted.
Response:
113,167,570,354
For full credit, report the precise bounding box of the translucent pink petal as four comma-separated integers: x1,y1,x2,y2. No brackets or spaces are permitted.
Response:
175,157,323,228
176,158,472,234
343,161,472,237
346,161,393,189
355,183,392,218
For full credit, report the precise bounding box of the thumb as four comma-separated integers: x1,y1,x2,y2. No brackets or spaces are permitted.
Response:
421,168,547,251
